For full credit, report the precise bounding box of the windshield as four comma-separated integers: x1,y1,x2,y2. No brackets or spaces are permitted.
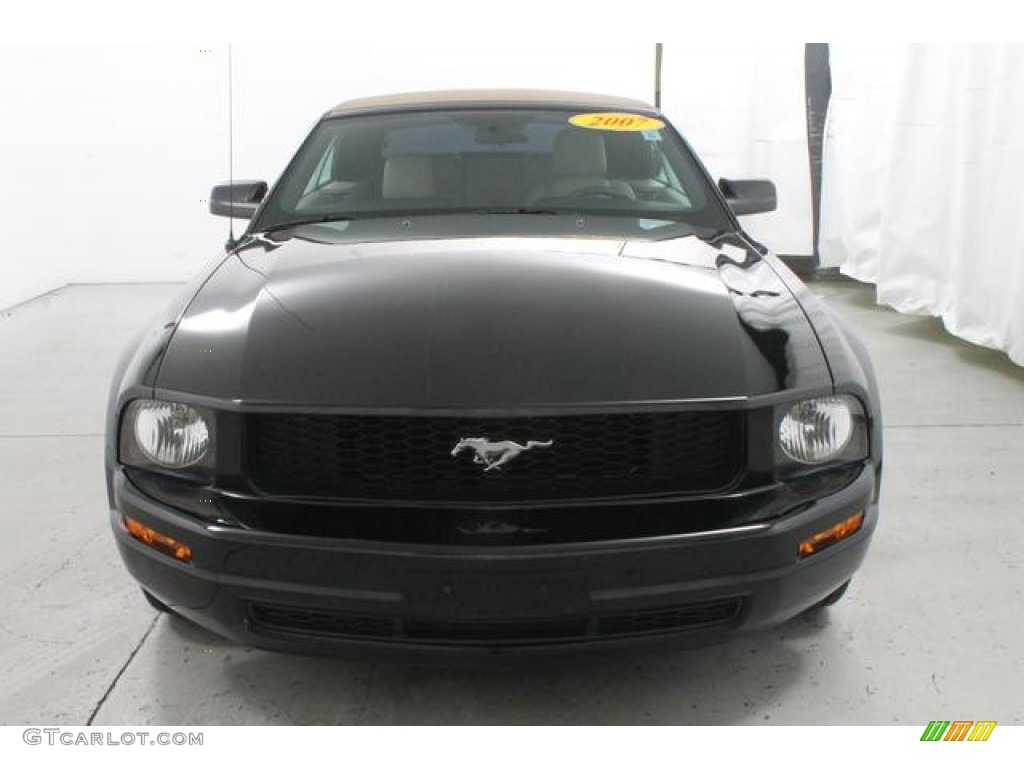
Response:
253,108,733,234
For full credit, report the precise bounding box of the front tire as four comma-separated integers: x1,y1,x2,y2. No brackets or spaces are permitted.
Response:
816,579,851,608
141,589,174,614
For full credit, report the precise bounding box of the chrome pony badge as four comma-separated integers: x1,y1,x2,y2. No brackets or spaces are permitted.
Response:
450,438,553,472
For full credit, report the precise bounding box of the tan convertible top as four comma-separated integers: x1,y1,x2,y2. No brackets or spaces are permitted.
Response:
328,89,656,115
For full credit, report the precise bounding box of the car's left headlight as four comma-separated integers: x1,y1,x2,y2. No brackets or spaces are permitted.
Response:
120,400,213,470
776,395,868,466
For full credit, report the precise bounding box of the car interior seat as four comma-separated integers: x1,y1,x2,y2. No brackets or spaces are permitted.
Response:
296,130,383,210
603,132,691,207
527,129,637,203
382,154,436,199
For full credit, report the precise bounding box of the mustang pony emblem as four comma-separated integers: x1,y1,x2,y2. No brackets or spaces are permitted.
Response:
450,437,553,472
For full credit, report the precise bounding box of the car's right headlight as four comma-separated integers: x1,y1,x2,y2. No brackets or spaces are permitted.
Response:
120,400,212,470
776,395,868,466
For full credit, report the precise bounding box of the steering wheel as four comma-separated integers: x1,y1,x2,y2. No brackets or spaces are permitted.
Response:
568,185,635,201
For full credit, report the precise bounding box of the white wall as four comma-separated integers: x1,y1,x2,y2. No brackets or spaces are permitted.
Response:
0,43,812,310
0,45,226,308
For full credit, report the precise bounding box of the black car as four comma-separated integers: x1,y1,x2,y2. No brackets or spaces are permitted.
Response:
105,90,881,655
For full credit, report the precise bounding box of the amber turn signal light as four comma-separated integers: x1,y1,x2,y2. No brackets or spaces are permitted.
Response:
124,515,192,563
798,511,865,558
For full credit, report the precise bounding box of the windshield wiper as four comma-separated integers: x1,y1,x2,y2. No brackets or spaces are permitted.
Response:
253,209,724,239
254,208,572,234
255,213,356,234
463,207,569,215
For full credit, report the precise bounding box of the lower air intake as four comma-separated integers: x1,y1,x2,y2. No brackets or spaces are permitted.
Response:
248,598,744,645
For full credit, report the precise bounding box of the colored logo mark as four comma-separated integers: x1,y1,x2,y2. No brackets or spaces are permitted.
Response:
920,720,996,741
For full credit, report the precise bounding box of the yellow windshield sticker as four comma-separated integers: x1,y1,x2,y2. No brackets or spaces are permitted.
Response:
569,113,665,131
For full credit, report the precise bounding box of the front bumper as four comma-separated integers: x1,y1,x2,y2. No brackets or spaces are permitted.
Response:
110,466,877,657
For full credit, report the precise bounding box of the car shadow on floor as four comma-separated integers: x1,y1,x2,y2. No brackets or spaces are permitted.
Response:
814,277,1023,381
881,315,1024,381
152,608,839,725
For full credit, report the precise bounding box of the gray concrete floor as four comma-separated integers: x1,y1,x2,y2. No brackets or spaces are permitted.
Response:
1,278,1022,725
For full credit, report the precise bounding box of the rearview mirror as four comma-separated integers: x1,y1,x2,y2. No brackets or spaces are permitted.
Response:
209,180,268,219
718,178,777,216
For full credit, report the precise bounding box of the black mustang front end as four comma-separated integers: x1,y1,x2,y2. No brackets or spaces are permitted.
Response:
105,90,881,655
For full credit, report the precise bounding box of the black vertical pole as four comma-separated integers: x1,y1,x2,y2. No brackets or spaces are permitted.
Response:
226,43,236,251
654,43,663,109
805,43,831,267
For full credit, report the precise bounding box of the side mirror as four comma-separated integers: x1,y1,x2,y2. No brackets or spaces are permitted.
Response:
209,180,268,219
718,178,777,216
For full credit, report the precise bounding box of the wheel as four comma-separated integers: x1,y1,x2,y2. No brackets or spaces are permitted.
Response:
142,589,174,614
816,579,851,608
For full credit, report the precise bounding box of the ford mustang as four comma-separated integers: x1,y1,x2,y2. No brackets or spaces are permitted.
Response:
105,90,882,655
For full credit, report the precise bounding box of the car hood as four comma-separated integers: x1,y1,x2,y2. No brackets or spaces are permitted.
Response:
155,234,830,407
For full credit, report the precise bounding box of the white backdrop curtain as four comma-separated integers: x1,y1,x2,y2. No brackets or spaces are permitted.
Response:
661,43,813,257
820,44,1024,365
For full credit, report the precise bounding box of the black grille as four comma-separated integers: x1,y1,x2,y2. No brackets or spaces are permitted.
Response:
248,598,744,645
249,604,394,639
596,601,743,635
404,617,589,642
244,411,743,501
